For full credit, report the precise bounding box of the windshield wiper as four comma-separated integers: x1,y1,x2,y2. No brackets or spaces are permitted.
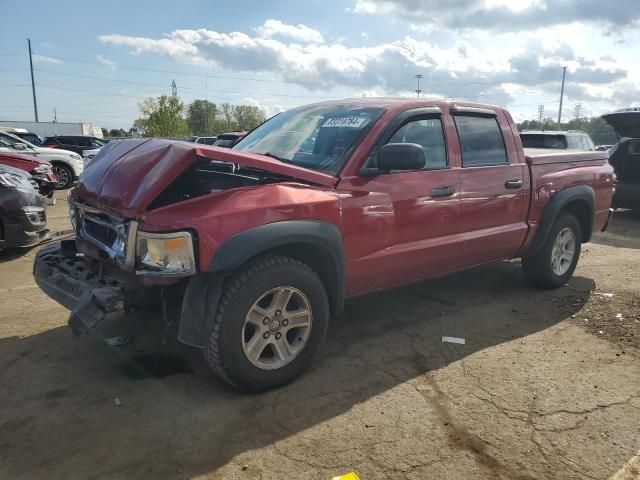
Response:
260,152,291,164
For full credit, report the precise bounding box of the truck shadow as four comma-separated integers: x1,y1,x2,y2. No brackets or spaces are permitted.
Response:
590,209,640,250
0,261,595,479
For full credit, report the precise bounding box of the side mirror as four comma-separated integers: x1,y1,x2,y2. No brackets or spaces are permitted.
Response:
377,143,425,171
13,143,27,150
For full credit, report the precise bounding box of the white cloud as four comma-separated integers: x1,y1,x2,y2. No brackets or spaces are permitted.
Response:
32,54,62,64
244,97,284,118
256,19,324,44
98,21,636,109
96,54,118,70
353,0,640,32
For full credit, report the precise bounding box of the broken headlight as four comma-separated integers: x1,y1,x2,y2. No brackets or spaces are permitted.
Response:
135,230,196,276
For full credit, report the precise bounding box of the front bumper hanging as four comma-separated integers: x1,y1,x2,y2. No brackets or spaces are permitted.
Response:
34,240,126,336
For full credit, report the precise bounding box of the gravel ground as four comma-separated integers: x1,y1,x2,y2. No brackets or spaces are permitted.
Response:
0,190,639,480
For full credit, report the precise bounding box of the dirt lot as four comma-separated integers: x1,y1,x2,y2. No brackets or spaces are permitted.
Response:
1,190,639,480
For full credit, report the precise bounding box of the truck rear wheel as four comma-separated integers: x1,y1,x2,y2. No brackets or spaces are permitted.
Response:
204,255,329,392
522,212,582,289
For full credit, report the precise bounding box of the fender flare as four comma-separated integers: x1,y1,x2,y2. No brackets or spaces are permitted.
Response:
178,220,345,348
524,185,595,258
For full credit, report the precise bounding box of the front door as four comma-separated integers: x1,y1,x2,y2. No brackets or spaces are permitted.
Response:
340,114,463,295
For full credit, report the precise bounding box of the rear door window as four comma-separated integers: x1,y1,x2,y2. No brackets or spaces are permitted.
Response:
454,115,507,167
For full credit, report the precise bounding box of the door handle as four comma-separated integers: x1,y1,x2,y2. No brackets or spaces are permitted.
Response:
430,185,455,198
505,179,523,189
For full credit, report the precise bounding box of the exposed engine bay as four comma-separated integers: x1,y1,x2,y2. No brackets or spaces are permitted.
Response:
149,157,298,209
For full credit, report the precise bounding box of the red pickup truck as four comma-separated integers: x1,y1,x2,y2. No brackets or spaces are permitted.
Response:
34,99,613,391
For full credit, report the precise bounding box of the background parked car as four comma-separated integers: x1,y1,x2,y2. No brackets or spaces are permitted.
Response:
520,130,596,151
186,136,218,145
0,164,50,250
0,132,83,189
0,127,42,146
0,152,56,197
602,108,640,215
213,131,247,148
595,144,614,151
41,135,107,157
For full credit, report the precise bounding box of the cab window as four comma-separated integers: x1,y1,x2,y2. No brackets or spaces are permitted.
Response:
386,118,447,169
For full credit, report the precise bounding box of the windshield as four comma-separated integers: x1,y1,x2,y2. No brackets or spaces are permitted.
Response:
0,132,36,150
520,133,567,149
234,104,384,174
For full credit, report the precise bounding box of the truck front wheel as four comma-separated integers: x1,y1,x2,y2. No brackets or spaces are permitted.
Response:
522,212,582,289
204,255,330,392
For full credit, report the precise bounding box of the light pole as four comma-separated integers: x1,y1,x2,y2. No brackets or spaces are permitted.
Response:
415,74,423,98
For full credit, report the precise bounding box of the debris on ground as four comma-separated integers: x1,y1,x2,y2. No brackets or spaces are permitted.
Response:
114,398,122,407
595,292,615,298
442,336,465,345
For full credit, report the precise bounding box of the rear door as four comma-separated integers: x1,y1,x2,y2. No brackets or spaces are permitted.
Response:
454,108,529,265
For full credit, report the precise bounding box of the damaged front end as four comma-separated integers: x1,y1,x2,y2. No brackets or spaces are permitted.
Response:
34,240,134,336
33,138,336,343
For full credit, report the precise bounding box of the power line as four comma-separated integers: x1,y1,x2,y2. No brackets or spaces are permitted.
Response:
34,67,553,101
34,53,569,90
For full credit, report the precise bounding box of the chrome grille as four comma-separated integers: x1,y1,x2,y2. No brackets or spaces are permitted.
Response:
71,200,138,267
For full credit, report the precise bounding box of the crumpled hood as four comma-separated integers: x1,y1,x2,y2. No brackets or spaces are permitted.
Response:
602,108,640,139
74,138,337,218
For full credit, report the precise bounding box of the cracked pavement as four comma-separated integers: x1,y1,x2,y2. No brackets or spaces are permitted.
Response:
0,192,639,479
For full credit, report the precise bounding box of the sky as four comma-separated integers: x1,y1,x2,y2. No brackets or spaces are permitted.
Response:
1,0,639,130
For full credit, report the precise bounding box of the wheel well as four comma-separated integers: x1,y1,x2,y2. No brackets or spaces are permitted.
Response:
561,199,592,242
50,160,70,169
258,242,340,315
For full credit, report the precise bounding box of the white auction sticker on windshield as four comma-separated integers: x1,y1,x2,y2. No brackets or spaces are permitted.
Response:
322,117,367,128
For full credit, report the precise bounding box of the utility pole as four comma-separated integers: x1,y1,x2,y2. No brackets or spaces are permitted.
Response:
538,104,544,123
27,38,39,122
414,74,423,98
557,66,567,128
53,108,57,122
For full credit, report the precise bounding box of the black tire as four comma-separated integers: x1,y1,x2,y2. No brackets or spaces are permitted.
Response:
205,255,330,392
522,212,582,289
52,163,74,190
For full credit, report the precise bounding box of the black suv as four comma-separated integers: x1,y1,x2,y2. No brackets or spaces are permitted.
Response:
41,136,106,156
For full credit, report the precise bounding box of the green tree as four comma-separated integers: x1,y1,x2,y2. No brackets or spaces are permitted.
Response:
215,102,237,132
232,105,266,131
186,100,217,135
134,95,188,137
109,128,127,137
100,127,109,137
